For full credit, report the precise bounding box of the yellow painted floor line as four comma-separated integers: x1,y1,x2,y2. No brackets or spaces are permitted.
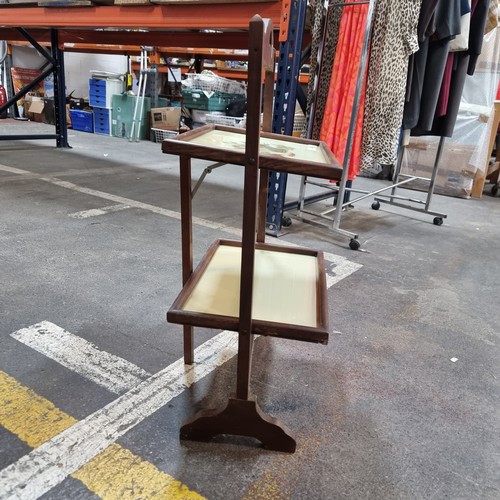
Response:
0,370,204,499
74,443,201,499
0,369,77,448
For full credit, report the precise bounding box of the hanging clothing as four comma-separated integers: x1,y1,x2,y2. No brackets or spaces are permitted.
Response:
435,1,471,120
417,0,439,42
467,0,491,74
413,0,463,131
412,0,490,137
449,0,472,52
319,0,368,180
435,53,455,118
403,0,441,130
310,4,343,140
403,39,430,130
360,0,421,171
305,0,328,138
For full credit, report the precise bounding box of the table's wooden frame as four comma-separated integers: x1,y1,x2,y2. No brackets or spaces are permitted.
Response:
162,15,342,452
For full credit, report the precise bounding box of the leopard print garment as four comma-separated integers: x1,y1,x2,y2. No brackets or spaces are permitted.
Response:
360,0,421,176
304,0,326,137
304,1,343,139
312,5,342,139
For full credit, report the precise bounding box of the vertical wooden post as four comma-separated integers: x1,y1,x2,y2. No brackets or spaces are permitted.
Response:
236,16,270,400
257,67,277,242
180,155,194,364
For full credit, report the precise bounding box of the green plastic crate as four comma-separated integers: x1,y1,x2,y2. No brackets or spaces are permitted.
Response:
182,89,239,111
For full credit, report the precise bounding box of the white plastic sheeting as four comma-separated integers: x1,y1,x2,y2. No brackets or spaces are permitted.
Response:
402,27,499,197
456,26,500,174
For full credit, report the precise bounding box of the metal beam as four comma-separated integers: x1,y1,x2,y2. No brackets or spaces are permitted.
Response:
51,29,69,148
0,4,282,30
0,28,276,51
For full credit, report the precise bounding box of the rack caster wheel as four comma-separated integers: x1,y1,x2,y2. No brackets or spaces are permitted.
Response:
371,201,380,210
433,217,443,226
281,215,292,227
491,184,499,197
349,238,361,251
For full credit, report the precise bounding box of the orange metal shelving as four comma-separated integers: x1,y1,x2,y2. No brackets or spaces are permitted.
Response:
0,3,283,33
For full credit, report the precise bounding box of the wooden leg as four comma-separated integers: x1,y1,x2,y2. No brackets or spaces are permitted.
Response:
180,156,194,364
490,144,500,184
183,325,193,365
181,333,295,453
471,102,500,198
236,332,252,400
257,169,269,243
180,395,296,453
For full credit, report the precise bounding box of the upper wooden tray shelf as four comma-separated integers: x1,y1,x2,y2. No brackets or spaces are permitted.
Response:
162,124,343,180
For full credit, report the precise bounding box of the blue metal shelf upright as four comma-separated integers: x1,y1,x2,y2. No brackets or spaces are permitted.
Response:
266,0,307,236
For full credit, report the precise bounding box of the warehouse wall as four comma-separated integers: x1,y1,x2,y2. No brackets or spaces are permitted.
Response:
11,45,127,98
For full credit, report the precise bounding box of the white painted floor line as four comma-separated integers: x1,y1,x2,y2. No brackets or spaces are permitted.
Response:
0,331,238,500
0,256,359,499
0,165,363,285
0,162,363,498
0,164,37,175
10,321,151,394
49,176,243,235
36,172,362,279
0,166,125,184
323,252,363,287
68,204,131,219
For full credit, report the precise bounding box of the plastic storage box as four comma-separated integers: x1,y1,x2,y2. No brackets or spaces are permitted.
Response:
182,89,238,111
111,94,151,140
93,107,112,135
89,78,124,108
69,109,93,133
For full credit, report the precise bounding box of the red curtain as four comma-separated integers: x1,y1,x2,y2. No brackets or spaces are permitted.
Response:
319,0,369,180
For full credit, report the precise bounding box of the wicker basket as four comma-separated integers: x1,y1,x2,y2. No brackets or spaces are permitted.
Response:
152,128,178,142
182,71,246,95
205,114,246,128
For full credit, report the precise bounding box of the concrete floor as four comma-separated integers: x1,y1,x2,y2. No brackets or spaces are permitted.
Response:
0,119,499,499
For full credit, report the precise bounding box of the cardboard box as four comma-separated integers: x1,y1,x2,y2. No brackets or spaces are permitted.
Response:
27,98,45,123
401,138,477,198
151,107,181,131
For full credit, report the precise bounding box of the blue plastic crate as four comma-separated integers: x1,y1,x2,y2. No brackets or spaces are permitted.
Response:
69,109,93,133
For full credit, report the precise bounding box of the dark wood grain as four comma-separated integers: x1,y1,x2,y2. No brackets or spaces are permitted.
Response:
164,15,331,452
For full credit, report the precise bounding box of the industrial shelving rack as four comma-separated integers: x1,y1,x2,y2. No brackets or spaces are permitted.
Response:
0,1,286,146
0,0,308,226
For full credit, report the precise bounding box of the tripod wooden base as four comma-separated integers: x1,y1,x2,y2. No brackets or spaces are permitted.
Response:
180,396,296,453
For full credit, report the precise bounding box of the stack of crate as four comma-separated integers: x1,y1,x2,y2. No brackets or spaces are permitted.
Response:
181,71,246,127
89,76,124,135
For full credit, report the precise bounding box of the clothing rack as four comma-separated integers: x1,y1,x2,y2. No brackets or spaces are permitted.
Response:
371,136,447,225
287,0,447,250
